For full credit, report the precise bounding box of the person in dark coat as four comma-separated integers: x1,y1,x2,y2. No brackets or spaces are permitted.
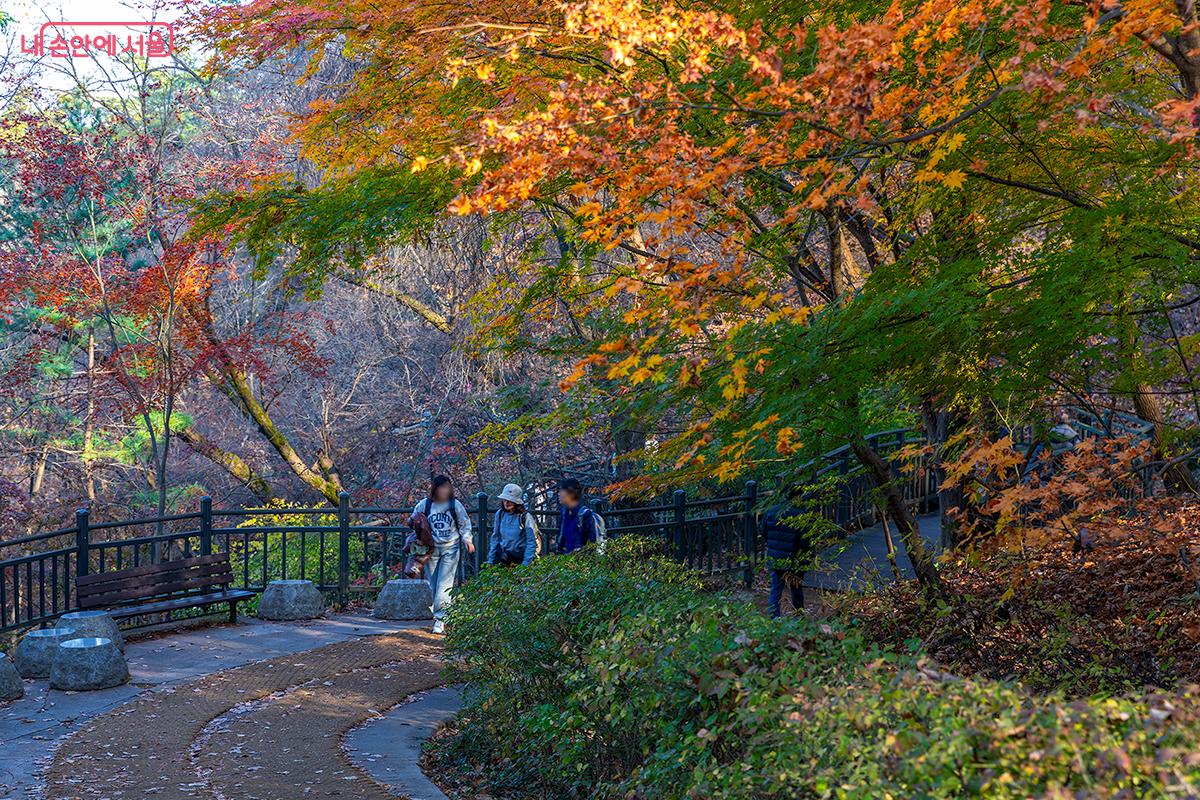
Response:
557,478,598,554
762,501,817,618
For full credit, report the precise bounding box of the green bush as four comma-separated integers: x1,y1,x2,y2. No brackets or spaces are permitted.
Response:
442,539,1200,799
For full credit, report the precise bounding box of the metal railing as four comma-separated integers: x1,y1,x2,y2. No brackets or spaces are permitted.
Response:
0,423,1018,635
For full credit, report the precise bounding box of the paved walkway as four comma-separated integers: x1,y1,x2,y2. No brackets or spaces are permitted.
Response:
808,512,943,591
345,687,464,800
0,615,451,800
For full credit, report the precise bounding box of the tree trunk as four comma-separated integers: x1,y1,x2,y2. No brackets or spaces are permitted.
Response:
1118,290,1198,494
222,366,344,505
83,327,97,501
334,270,452,335
828,211,858,299
612,417,647,484
30,442,48,497
850,438,946,598
1132,383,1198,493
197,303,344,506
922,402,967,549
177,425,276,502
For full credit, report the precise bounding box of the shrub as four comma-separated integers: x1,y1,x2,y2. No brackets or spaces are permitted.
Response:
441,539,1200,799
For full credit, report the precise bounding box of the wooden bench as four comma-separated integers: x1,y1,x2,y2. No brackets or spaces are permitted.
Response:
75,553,257,625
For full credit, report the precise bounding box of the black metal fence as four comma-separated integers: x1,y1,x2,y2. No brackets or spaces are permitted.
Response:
0,428,936,635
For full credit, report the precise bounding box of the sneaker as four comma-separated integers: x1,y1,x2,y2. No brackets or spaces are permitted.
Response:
432,619,445,635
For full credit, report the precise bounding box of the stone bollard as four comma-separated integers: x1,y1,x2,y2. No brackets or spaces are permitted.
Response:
57,611,124,652
14,627,76,678
0,652,23,701
257,579,325,621
373,579,434,620
51,637,129,691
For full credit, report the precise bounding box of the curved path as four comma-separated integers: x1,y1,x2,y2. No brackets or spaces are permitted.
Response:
345,687,464,800
40,628,446,800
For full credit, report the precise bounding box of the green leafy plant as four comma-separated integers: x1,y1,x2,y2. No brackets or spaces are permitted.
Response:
438,539,1200,799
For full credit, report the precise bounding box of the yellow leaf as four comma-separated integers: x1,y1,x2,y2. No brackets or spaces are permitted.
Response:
941,169,966,190
577,201,602,219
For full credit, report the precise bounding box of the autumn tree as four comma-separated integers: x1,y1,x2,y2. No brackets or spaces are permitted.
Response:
196,0,1200,596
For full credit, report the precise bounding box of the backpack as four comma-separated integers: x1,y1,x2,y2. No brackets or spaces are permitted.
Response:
402,510,436,578
528,512,543,555
584,506,607,553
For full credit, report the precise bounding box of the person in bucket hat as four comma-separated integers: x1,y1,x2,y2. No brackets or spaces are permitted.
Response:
489,483,540,567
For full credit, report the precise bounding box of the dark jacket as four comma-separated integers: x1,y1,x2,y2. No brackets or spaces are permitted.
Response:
762,503,817,568
558,505,597,554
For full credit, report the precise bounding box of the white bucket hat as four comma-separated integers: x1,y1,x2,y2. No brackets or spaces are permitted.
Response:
497,483,524,504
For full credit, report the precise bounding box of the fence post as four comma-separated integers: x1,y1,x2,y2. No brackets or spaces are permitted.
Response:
75,508,90,578
743,480,758,589
337,491,350,596
673,489,687,562
475,492,488,576
199,495,213,556
837,456,850,527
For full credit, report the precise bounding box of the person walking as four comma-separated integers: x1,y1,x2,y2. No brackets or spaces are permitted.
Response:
489,483,540,567
413,474,474,634
556,477,598,554
762,501,816,618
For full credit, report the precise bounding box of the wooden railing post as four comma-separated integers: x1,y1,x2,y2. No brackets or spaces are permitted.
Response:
673,489,687,562
75,508,90,578
743,480,758,589
474,492,488,576
337,491,351,595
199,496,213,556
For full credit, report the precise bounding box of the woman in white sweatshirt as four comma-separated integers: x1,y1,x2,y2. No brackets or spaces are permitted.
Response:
413,474,474,633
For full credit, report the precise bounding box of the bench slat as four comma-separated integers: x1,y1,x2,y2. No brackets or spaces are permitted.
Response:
78,561,233,599
74,553,253,626
75,553,229,588
105,589,258,620
78,572,235,609
70,552,255,626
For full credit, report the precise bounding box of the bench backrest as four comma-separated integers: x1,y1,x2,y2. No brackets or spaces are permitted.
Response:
76,553,235,610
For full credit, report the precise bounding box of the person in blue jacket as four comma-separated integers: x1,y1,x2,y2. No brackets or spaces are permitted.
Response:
762,501,817,617
557,478,598,554
489,483,540,567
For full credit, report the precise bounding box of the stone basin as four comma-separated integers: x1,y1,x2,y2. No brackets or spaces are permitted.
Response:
50,637,130,691
56,610,124,652
13,627,76,678
0,652,23,701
